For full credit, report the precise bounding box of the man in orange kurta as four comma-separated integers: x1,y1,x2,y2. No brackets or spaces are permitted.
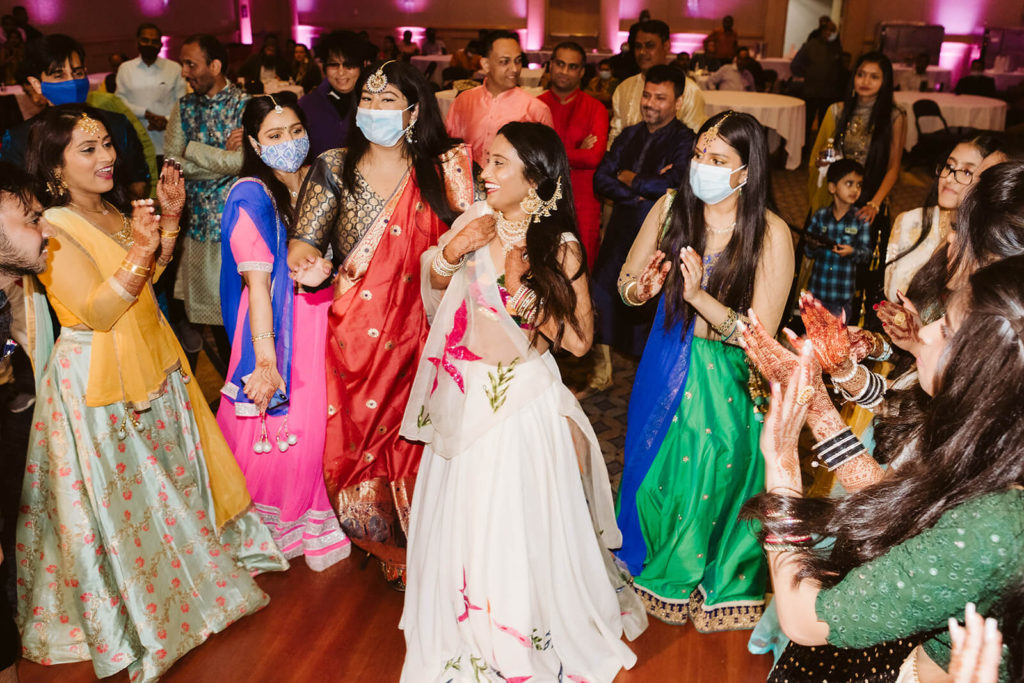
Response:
444,29,553,166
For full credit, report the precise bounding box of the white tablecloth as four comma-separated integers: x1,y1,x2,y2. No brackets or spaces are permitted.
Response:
893,65,952,93
525,50,611,66
436,86,545,120
703,91,806,169
757,58,792,81
984,69,1024,91
894,92,1007,150
520,67,545,88
411,54,452,86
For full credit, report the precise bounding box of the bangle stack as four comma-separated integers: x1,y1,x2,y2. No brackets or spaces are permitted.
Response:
159,229,181,239
868,332,893,362
431,247,465,278
508,284,541,325
120,259,151,277
712,308,739,341
811,426,864,470
618,277,643,307
251,332,275,343
762,532,812,553
830,361,860,384
836,367,886,409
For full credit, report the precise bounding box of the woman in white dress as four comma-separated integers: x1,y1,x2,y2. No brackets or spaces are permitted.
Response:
399,121,647,682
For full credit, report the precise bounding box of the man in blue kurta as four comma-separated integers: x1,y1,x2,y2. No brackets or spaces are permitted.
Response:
587,65,694,393
165,34,248,359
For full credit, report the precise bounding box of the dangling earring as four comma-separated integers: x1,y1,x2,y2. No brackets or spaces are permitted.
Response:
519,176,563,223
405,119,417,144
47,167,68,200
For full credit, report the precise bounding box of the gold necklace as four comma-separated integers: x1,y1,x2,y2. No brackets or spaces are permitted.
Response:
71,200,133,248
496,210,530,254
705,220,736,234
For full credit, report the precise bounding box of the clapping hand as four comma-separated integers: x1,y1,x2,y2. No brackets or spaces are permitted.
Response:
677,246,704,303
798,291,851,374
760,342,816,495
634,250,671,303
948,604,1002,683
129,199,160,252
156,159,185,217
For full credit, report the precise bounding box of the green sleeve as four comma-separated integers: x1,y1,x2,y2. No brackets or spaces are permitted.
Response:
817,490,1024,651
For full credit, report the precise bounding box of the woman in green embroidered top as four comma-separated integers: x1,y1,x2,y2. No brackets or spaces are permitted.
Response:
741,254,1024,682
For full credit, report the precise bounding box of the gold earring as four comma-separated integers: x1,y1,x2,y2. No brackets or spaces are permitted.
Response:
519,176,563,223
47,168,68,199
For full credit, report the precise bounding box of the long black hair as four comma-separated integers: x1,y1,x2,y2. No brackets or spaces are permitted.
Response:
660,111,770,333
834,51,896,202
744,255,1024,680
25,103,131,213
341,60,460,226
889,132,1005,268
240,91,310,229
497,121,586,351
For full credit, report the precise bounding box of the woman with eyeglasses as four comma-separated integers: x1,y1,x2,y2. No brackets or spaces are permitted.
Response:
884,134,1005,306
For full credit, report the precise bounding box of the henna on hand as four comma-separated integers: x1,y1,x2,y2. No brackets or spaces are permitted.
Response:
760,343,816,494
847,326,876,363
877,293,921,352
799,291,852,373
635,250,671,302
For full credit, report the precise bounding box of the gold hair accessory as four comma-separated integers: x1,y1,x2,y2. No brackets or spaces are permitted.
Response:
700,111,733,152
366,60,397,93
265,94,283,114
519,176,563,224
75,114,104,138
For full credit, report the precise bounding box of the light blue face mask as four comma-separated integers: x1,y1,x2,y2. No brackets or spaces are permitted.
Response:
356,104,413,147
689,162,747,205
259,135,309,173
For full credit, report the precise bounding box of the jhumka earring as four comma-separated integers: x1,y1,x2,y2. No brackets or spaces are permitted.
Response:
405,118,417,144
47,167,68,200
519,176,563,223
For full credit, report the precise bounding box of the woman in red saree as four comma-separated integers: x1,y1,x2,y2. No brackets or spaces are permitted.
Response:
288,60,475,585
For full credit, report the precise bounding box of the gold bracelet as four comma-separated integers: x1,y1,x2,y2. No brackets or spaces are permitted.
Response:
120,260,151,277
251,332,275,342
159,229,181,239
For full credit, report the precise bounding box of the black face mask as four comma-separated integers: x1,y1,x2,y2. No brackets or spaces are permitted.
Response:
138,44,160,62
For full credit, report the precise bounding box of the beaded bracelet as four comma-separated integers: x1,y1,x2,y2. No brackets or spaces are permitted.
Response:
762,543,805,553
830,361,861,384
811,427,864,470
431,247,465,278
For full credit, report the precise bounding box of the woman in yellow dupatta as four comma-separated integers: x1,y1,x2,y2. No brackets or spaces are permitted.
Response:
15,104,285,683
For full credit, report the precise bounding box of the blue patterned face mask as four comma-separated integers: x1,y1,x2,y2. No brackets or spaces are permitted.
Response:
258,135,309,173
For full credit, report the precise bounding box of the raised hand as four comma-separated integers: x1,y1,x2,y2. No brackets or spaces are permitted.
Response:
760,342,816,495
799,291,851,374
634,250,671,303
948,604,1002,683
504,245,530,294
738,310,799,386
678,246,704,303
156,159,185,217
129,199,161,252
877,291,921,353
448,214,497,261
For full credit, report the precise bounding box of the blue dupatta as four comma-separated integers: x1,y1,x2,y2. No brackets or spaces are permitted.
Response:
219,178,294,417
615,298,695,575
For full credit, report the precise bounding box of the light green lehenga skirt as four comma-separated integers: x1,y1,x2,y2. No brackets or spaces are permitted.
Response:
16,330,287,683
631,338,767,631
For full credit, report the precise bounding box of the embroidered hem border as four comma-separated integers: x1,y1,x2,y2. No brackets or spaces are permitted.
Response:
252,502,352,572
634,583,764,631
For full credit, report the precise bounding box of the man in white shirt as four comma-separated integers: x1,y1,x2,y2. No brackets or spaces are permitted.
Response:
116,22,186,157
707,54,755,91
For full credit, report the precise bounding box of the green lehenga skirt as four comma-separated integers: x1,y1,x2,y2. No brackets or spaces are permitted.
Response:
15,330,287,683
631,338,767,630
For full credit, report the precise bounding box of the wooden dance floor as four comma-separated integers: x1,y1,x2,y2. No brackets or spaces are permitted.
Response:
17,552,772,682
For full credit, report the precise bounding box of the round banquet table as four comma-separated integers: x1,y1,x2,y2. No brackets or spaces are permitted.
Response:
519,67,545,88
757,57,791,81
984,69,1024,92
702,91,806,169
435,86,545,120
892,64,952,93
410,54,452,86
894,92,1007,151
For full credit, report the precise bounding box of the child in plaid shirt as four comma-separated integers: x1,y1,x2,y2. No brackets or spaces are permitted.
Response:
805,158,872,321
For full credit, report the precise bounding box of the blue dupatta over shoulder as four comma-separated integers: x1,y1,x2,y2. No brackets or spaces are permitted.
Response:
219,178,294,417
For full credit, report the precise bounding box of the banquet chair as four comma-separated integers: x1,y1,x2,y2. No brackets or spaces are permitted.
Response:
909,99,963,168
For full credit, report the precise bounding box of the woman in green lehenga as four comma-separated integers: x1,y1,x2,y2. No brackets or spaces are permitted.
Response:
614,111,793,630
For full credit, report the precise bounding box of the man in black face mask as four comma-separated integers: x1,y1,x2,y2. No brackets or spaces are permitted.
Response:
115,22,186,162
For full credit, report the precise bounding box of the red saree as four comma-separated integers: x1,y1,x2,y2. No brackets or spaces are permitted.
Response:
298,145,474,582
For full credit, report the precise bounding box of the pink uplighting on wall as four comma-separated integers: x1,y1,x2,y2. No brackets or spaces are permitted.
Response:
138,0,169,15
238,0,253,45
938,41,978,85
295,24,318,49
27,0,59,23
931,2,983,35
396,26,426,45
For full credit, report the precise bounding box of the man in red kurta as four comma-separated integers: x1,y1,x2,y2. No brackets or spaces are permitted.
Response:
538,42,609,269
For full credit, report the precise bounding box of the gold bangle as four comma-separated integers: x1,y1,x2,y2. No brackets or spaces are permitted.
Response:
251,332,275,342
159,229,181,239
120,260,151,277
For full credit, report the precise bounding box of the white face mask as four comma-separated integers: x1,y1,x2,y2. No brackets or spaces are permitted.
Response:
689,162,747,205
599,70,612,80
355,103,414,147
